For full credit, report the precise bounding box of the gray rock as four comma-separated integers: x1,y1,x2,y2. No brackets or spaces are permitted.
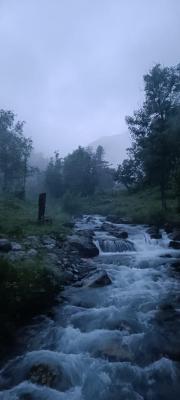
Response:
11,242,22,251
169,241,180,250
171,229,180,241
0,239,12,252
147,226,162,239
7,251,26,261
84,271,112,287
42,237,56,247
107,215,129,224
102,222,128,239
59,270,74,284
68,234,99,258
44,244,55,250
27,249,38,257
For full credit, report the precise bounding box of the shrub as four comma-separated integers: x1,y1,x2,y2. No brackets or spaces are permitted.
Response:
0,258,62,351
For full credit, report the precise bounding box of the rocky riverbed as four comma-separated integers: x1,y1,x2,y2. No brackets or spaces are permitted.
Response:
0,215,180,399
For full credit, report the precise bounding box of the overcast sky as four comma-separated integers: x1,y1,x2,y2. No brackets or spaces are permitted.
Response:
0,0,179,156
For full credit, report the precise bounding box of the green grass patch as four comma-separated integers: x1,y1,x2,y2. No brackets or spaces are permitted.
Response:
0,196,70,238
75,187,180,225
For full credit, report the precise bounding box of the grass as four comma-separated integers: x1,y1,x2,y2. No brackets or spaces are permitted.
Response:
77,187,180,225
0,196,71,238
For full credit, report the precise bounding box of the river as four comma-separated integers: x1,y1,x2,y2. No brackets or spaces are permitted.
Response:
0,215,180,399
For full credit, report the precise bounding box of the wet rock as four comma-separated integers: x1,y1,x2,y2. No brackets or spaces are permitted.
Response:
147,226,162,239
84,271,112,287
59,270,74,284
102,222,128,239
0,239,12,252
164,223,173,234
11,242,23,251
169,241,180,250
159,303,175,311
7,251,26,262
68,233,99,258
107,215,129,224
27,249,38,257
171,229,180,241
26,236,40,247
27,363,57,387
171,261,180,270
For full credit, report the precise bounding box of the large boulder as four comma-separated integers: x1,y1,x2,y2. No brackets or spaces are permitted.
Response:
0,239,12,252
171,229,180,241
68,233,99,258
27,363,57,387
84,271,112,287
147,226,162,239
102,222,128,239
107,215,129,224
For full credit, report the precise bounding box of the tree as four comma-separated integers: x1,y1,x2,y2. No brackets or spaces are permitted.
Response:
0,110,33,196
116,159,137,190
45,152,63,198
63,147,96,196
126,63,180,209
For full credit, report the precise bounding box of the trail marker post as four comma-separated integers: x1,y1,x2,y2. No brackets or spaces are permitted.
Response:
38,193,46,223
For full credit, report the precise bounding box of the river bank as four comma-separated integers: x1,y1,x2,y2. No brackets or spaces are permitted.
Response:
0,215,180,399
0,218,104,359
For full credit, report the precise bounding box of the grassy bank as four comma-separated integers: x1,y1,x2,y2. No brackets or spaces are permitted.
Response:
0,196,70,238
0,196,72,358
0,257,62,358
71,187,180,225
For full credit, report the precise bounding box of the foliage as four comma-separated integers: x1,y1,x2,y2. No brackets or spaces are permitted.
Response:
0,258,62,348
45,151,63,198
45,145,114,198
77,187,180,225
0,110,33,197
117,63,180,210
61,191,84,215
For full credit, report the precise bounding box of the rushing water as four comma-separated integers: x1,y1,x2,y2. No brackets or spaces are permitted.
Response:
0,216,180,400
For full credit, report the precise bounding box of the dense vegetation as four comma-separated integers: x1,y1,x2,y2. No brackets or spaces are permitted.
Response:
116,63,180,211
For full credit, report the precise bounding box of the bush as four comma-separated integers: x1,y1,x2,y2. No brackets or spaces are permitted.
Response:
0,258,62,352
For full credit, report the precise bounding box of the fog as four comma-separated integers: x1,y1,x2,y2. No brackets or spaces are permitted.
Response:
0,0,179,156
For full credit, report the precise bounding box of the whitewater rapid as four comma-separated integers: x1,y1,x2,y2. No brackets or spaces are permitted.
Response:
0,216,180,399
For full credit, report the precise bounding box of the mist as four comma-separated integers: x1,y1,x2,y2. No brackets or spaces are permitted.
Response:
0,0,180,157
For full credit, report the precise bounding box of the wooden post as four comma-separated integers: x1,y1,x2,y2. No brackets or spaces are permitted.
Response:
38,193,46,223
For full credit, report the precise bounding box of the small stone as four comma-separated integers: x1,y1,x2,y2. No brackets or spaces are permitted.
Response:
11,242,22,251
27,249,38,257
